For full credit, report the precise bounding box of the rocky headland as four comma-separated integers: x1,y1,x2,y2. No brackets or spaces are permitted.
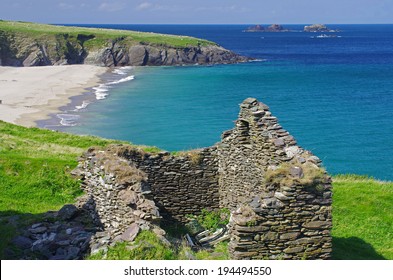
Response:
0,21,249,67
245,24,289,32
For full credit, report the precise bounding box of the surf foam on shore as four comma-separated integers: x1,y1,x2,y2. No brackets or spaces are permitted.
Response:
53,66,135,127
0,65,108,127
92,67,135,100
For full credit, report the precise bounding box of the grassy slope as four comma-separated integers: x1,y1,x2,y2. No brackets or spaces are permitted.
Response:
0,20,216,49
0,121,123,215
0,121,392,259
0,121,125,257
332,175,393,259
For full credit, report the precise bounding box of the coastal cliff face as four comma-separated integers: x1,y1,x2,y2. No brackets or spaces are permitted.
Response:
0,21,248,67
86,43,247,67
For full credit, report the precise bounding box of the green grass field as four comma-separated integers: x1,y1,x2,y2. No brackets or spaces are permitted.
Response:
332,175,393,259
0,121,392,259
0,20,215,48
0,121,122,214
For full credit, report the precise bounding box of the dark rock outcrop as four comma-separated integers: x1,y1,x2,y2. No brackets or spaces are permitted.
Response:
0,31,90,67
245,24,289,32
245,25,265,32
84,43,247,67
304,24,336,32
267,24,288,32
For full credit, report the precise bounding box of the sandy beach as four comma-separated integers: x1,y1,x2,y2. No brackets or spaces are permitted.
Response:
0,65,107,127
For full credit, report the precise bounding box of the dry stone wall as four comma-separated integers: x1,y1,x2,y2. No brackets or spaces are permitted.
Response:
72,148,166,254
217,98,298,208
73,97,332,260
115,147,220,223
218,98,332,259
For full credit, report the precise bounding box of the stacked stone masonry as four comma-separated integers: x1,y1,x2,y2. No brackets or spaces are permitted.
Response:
218,98,332,260
75,97,332,260
117,147,220,223
72,149,167,255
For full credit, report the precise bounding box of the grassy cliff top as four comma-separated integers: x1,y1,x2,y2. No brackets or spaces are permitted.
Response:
0,20,217,48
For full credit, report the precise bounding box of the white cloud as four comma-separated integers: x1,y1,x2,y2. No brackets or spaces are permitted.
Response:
135,2,185,12
98,2,125,12
196,5,249,13
58,2,74,10
136,2,153,11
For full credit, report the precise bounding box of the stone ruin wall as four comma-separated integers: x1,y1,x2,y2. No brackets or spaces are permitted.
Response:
74,97,332,260
73,148,166,254
218,98,332,260
117,147,220,223
217,98,298,208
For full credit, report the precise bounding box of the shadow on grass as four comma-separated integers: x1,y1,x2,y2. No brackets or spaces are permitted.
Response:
332,237,386,260
0,210,52,259
0,197,101,260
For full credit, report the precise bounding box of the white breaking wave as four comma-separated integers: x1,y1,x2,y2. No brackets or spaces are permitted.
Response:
57,114,80,126
93,75,135,100
250,59,267,62
93,84,110,100
112,69,127,75
112,66,133,75
74,100,90,111
107,75,135,85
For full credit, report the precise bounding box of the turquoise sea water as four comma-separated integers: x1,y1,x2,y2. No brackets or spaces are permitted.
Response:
54,25,393,180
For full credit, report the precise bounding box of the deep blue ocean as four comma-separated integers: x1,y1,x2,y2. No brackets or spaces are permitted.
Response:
53,24,393,180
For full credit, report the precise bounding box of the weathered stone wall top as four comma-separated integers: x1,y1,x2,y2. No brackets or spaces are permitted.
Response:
217,97,325,209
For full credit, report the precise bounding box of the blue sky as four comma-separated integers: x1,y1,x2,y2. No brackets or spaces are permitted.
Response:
1,0,392,24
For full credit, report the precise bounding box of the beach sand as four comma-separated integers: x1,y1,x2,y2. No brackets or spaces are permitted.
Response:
0,65,107,127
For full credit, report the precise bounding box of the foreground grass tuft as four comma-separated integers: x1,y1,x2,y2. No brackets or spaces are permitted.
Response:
88,231,177,260
88,231,229,260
